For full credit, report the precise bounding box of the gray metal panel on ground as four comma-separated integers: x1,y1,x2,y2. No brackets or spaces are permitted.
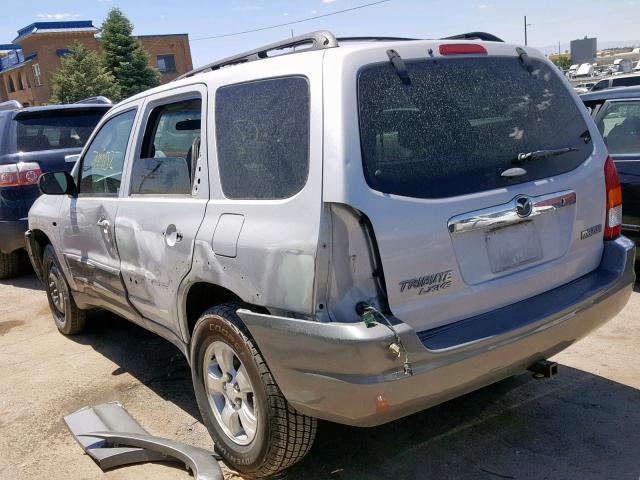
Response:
63,402,174,470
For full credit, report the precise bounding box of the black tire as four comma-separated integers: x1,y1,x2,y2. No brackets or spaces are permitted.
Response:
191,303,316,478
0,251,21,279
42,245,86,335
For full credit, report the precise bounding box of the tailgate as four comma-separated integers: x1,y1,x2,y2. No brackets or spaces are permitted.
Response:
331,42,607,332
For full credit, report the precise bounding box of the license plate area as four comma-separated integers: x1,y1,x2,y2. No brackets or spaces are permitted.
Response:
485,221,542,273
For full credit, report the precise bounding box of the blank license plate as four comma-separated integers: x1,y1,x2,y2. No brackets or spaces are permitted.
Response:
486,221,542,273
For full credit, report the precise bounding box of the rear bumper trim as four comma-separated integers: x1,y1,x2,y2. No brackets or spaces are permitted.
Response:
238,237,635,427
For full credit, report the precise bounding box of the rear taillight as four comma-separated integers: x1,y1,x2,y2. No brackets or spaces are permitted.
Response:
439,44,488,55
604,156,622,240
0,162,42,188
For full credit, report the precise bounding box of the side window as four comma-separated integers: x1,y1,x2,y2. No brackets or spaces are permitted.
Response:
597,101,640,155
592,80,609,91
130,98,201,195
79,109,136,197
215,76,310,199
612,76,640,88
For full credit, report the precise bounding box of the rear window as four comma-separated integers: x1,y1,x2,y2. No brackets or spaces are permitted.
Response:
16,109,105,153
357,56,592,199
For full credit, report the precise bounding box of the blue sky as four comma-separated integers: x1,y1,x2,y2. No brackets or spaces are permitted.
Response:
1,0,639,67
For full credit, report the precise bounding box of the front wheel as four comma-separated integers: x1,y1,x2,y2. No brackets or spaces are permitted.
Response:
191,303,316,477
43,245,86,335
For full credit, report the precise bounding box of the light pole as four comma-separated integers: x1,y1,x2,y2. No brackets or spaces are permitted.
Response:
524,16,531,46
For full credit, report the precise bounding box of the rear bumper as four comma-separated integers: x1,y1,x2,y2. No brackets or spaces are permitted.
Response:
0,219,28,255
238,237,636,427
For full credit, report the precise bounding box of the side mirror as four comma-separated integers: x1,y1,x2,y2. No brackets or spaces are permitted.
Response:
38,171,77,196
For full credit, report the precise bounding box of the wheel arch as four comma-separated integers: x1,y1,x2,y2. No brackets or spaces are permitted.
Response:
25,229,52,281
182,282,269,344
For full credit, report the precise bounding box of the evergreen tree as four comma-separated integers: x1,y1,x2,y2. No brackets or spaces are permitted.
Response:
50,42,120,104
101,8,160,100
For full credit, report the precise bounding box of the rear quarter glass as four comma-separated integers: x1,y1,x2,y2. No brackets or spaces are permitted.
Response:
357,56,593,199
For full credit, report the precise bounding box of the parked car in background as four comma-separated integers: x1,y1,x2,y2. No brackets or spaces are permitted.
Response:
582,86,640,256
28,31,635,477
591,73,640,91
0,98,111,278
613,58,634,74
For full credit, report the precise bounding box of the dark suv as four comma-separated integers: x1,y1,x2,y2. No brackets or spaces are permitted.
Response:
0,99,111,278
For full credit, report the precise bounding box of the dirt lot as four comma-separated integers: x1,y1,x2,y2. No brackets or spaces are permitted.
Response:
1,271,639,480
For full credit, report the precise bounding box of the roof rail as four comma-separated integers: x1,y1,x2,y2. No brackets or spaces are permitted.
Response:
175,30,339,81
0,100,22,112
442,32,504,42
73,96,113,105
337,36,418,43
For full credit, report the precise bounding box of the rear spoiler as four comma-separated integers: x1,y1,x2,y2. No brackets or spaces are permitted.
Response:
441,32,504,42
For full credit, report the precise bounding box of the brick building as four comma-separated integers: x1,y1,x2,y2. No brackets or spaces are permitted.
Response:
0,21,193,106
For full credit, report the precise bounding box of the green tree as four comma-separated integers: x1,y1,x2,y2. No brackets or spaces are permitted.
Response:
551,54,572,70
50,42,120,104
101,8,160,100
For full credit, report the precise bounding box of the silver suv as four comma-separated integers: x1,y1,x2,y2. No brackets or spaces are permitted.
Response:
27,31,635,477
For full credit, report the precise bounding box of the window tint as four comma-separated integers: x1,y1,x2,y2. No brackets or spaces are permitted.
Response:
216,77,310,199
130,98,201,195
79,109,136,196
592,80,609,91
597,101,640,155
612,76,640,88
358,57,592,199
16,110,105,152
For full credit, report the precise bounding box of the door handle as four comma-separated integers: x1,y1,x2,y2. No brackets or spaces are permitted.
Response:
97,218,110,229
164,224,183,247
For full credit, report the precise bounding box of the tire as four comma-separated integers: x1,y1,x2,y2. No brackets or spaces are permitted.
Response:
191,303,316,478
0,251,21,279
42,245,86,335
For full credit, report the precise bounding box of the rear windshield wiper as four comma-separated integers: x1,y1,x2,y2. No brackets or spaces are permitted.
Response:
512,147,579,165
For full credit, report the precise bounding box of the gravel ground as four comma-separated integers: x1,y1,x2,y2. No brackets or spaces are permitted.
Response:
0,272,639,480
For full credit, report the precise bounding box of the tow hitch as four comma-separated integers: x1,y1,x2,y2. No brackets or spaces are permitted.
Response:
528,359,559,378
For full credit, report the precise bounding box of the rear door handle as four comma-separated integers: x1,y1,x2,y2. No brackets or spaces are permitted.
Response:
97,219,110,229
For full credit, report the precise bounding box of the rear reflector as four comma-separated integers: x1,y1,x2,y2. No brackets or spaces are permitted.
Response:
0,162,42,188
439,44,488,56
604,156,622,240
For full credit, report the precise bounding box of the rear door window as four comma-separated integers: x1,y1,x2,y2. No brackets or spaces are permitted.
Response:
130,98,201,195
16,109,106,152
612,76,640,88
597,100,640,155
357,57,593,199
215,76,310,199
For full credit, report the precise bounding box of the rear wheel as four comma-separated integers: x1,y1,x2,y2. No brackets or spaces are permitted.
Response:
43,245,86,335
0,251,21,279
191,303,316,477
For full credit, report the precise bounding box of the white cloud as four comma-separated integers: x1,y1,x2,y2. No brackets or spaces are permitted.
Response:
322,0,338,3
478,3,494,8
37,13,82,20
311,10,318,14
97,0,112,2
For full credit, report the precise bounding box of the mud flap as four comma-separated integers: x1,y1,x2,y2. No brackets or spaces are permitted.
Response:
64,402,223,480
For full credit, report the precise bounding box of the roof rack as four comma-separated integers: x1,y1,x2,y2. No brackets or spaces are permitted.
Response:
0,100,22,112
73,96,113,105
175,30,339,81
337,36,418,43
442,32,504,42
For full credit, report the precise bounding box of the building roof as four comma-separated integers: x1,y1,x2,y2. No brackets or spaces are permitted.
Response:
13,21,98,42
136,33,189,38
0,44,20,52
0,53,37,73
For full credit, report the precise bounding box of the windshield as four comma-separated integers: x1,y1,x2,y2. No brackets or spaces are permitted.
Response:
16,109,106,153
357,56,592,198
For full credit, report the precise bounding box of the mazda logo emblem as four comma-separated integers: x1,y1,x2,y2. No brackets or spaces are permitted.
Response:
515,196,533,218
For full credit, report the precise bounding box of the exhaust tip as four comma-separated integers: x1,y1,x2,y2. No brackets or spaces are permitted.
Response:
527,360,559,379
